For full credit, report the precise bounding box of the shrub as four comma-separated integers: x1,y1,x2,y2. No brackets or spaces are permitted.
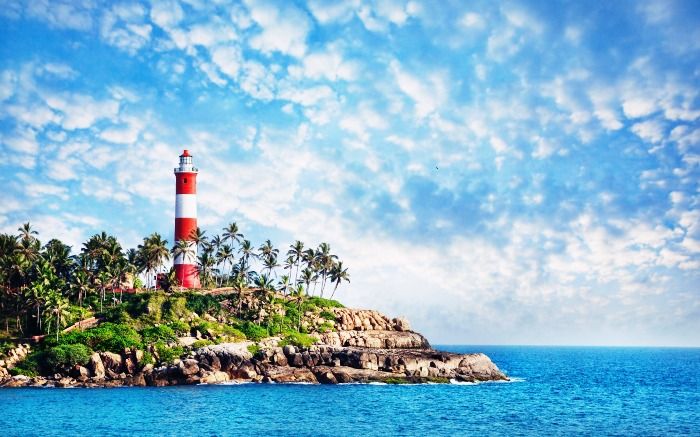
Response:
163,296,189,321
247,344,260,355
140,351,155,366
0,341,15,358
8,351,43,377
46,344,93,370
192,339,214,349
221,325,246,340
103,305,134,325
184,293,221,315
318,321,334,333
279,332,317,348
383,377,410,384
238,322,268,341
306,297,344,309
155,342,184,364
61,323,142,353
167,320,190,336
319,310,336,321
141,325,177,344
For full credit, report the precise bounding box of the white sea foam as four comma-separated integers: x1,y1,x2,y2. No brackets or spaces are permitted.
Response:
449,377,525,385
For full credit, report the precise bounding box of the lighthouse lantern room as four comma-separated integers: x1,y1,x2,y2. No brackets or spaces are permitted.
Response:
174,149,201,288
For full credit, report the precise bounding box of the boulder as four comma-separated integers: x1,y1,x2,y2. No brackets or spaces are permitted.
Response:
179,359,199,377
56,377,76,388
70,365,90,380
99,352,123,373
392,317,411,331
234,361,257,379
201,371,230,384
314,370,338,384
89,353,105,379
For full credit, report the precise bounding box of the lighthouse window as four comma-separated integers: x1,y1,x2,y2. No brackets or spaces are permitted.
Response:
184,178,187,184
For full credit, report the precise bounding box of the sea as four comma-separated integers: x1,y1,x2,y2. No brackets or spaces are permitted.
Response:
1,346,698,436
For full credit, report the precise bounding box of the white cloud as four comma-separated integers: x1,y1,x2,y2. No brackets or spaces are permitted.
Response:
238,61,276,101
2,126,39,155
211,45,242,80
307,0,357,24
244,0,311,58
25,0,93,31
100,3,152,54
622,96,657,118
290,48,358,82
45,94,120,130
459,12,485,29
150,0,184,29
390,60,447,118
631,119,665,144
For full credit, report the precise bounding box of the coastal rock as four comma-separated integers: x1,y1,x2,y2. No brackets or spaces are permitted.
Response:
331,309,396,331
89,353,105,379
265,366,317,383
70,365,90,380
200,371,230,384
99,352,123,373
317,330,429,349
392,317,411,332
179,359,200,377
56,377,76,388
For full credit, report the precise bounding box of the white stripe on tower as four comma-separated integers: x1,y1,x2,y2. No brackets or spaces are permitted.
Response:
175,194,197,218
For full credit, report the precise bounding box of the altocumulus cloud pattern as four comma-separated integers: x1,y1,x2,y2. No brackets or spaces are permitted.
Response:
0,0,698,346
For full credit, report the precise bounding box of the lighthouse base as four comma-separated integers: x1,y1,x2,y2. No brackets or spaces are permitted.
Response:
175,264,201,289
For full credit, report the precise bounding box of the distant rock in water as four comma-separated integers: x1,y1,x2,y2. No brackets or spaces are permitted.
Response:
0,308,507,387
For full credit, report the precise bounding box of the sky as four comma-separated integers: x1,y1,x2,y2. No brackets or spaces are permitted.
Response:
0,0,699,346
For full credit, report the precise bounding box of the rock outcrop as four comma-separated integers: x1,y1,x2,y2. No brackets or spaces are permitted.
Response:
0,308,508,387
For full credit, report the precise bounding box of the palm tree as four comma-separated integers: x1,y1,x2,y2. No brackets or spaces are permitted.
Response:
17,222,38,242
197,250,216,288
216,244,235,286
316,243,337,297
72,269,90,324
171,240,194,288
239,239,255,268
329,261,350,300
287,240,305,285
222,222,244,246
189,227,208,253
45,292,69,342
299,267,316,297
253,273,275,324
278,274,291,296
263,253,279,277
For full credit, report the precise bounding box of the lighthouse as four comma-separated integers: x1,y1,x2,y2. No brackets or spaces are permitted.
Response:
174,149,201,288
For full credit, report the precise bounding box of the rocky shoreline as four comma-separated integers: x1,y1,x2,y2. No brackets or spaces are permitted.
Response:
1,308,508,388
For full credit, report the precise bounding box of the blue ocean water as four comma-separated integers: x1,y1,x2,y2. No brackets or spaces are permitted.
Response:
1,346,698,436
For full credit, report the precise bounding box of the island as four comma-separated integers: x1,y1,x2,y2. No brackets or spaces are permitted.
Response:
0,223,507,388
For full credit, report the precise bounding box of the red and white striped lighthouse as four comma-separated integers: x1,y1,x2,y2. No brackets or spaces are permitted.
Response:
174,149,201,288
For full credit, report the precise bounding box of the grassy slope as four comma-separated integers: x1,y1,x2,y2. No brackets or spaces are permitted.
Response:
7,291,343,377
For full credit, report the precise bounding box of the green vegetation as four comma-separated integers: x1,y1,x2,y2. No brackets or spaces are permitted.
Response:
46,344,93,370
59,323,141,354
140,325,177,344
8,351,42,377
383,377,411,384
279,332,317,348
238,322,268,341
247,343,261,355
1,222,352,376
155,342,184,364
192,339,215,349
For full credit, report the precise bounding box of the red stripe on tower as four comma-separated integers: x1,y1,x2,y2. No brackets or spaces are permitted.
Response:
174,149,201,288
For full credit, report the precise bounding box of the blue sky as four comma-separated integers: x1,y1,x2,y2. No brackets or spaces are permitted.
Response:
1,0,699,346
